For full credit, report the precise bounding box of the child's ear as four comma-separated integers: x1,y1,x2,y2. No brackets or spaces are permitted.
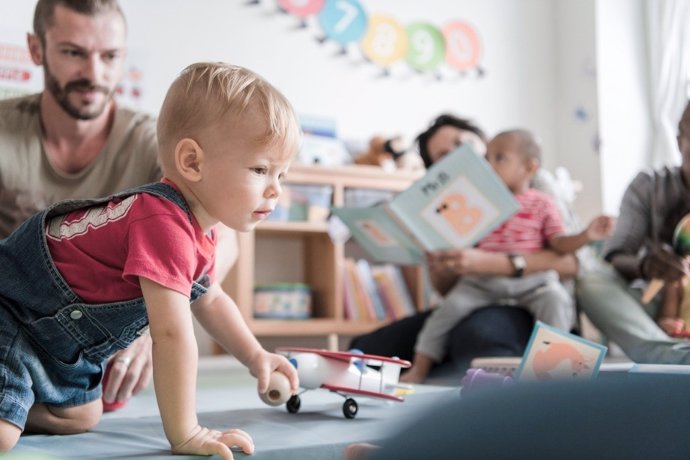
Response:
174,138,204,182
527,158,540,175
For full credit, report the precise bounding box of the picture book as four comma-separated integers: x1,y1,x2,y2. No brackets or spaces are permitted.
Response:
514,321,608,382
331,144,520,264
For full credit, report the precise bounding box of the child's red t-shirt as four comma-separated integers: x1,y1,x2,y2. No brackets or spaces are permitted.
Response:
46,188,216,303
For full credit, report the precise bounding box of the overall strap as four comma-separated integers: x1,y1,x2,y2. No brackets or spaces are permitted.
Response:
45,181,193,224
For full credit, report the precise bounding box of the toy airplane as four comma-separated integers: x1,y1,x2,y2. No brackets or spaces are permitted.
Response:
276,347,412,419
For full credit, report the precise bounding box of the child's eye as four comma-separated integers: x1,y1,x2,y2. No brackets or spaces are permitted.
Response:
251,167,268,175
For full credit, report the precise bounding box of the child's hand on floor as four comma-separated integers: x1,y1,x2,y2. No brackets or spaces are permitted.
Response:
172,425,253,459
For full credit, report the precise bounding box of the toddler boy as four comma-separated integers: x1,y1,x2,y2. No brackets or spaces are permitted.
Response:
0,62,300,457
402,129,614,383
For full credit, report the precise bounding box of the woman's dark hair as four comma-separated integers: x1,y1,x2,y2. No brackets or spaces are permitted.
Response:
416,114,487,168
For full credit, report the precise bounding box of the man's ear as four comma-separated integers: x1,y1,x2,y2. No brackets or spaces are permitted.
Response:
174,138,204,182
27,33,43,65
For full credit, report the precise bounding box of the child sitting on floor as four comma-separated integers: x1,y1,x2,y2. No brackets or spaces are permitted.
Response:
401,129,615,383
0,62,300,457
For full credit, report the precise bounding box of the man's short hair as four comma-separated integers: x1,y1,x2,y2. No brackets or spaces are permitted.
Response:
34,0,125,43
157,62,301,168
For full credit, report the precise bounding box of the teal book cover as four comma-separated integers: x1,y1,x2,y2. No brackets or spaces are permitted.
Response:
331,144,520,264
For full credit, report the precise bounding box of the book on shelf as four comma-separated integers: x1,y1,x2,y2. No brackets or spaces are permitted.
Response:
342,258,416,321
370,263,416,320
355,259,387,321
331,144,520,264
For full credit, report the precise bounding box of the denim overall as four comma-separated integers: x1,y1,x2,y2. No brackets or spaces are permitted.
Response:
0,182,209,429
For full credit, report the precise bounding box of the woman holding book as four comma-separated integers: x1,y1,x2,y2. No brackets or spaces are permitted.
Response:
349,114,579,381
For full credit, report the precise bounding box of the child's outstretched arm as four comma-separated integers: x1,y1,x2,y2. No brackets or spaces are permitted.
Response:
140,277,254,459
191,283,299,395
549,215,615,254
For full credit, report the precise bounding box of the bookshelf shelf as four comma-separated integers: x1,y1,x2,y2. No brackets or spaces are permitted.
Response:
219,163,425,347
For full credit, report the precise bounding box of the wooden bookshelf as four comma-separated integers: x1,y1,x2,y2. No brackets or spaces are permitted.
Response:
219,163,425,346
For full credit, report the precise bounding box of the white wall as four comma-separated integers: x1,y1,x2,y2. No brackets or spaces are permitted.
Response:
553,0,602,222
596,0,651,215
0,0,565,166
5,0,667,220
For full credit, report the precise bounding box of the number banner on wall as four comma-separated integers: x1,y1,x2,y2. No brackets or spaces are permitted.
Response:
251,0,485,80
0,31,42,100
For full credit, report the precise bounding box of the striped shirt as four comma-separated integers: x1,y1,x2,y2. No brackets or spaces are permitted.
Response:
477,188,565,253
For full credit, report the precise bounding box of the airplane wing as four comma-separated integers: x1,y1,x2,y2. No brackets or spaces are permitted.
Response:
277,347,411,368
320,383,405,402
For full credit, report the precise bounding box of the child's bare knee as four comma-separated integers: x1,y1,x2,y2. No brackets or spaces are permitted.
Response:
0,420,22,452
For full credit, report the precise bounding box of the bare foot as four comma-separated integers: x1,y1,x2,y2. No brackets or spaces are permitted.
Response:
400,371,425,384
344,443,380,460
658,317,685,336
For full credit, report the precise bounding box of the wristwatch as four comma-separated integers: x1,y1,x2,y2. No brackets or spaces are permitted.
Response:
508,253,526,278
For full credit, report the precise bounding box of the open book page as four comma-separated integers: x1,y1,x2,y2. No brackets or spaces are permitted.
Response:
387,144,520,251
331,144,519,264
331,206,423,264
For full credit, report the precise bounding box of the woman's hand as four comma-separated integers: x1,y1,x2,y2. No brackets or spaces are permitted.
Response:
427,248,500,276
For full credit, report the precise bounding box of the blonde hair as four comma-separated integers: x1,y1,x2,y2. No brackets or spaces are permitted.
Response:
157,62,301,169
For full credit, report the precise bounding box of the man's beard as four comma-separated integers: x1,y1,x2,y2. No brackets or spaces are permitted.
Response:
44,62,113,121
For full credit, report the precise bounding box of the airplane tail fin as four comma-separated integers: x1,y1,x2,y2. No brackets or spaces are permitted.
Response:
381,362,401,384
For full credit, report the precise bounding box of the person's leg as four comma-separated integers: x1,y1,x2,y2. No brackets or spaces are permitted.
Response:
350,306,533,381
414,278,494,365
439,306,532,381
0,420,21,452
349,310,433,362
577,264,690,364
517,273,575,332
24,399,102,435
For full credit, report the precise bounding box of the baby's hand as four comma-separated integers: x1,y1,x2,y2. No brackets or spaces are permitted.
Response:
248,350,300,395
586,215,615,241
172,425,253,460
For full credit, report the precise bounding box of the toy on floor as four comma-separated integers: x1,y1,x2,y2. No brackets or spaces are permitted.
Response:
460,368,514,395
101,360,129,412
259,371,292,406
353,136,424,172
276,347,412,419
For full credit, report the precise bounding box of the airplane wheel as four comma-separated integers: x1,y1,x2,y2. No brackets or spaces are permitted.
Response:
286,395,301,414
343,398,358,419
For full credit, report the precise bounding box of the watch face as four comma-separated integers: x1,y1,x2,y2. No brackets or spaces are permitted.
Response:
510,254,525,276
513,255,526,269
